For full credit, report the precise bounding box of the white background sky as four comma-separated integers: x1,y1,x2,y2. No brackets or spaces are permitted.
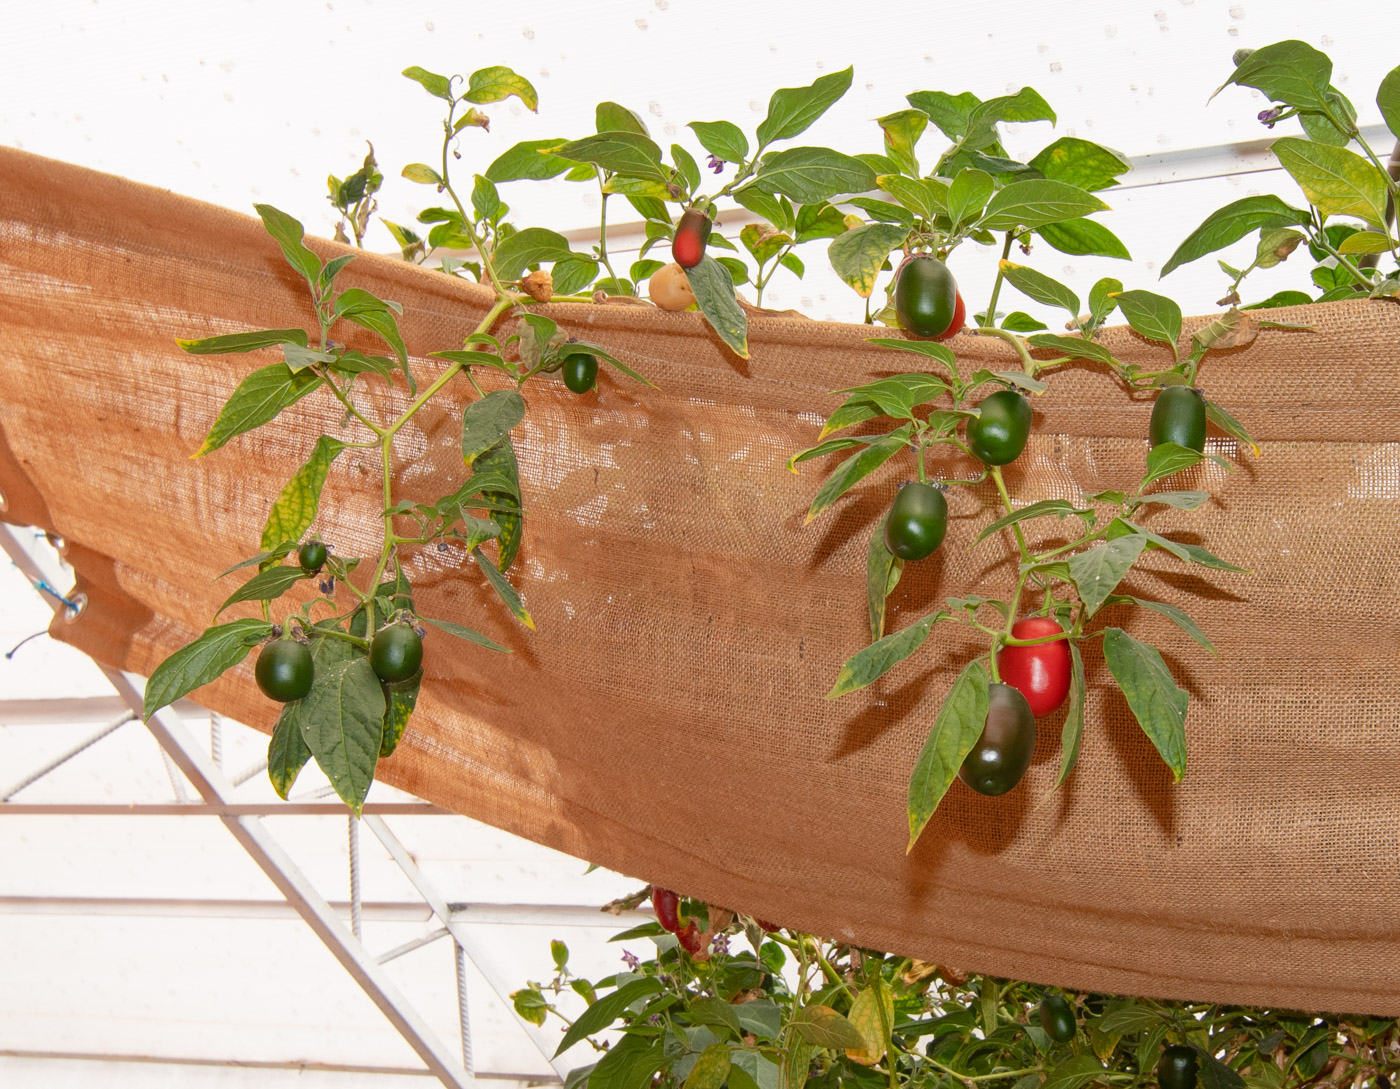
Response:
2,2,1399,1084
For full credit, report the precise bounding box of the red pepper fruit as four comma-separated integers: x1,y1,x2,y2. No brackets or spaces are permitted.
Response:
651,886,683,933
998,616,1072,717
937,291,966,341
672,208,712,269
754,918,779,932
677,921,704,955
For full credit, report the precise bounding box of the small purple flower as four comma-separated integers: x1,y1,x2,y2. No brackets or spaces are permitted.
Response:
621,951,640,970
706,154,725,175
1258,106,1285,128
648,1014,662,1025
710,933,730,956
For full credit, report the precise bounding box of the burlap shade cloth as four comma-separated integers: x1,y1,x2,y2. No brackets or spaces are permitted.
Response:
3,147,1398,1015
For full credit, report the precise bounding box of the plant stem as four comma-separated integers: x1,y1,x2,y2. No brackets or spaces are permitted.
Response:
926,1061,1043,1084
973,326,1039,376
989,466,1031,566
595,187,622,286
983,233,1015,324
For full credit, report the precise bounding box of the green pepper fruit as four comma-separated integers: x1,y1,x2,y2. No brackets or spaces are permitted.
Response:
562,353,599,394
967,389,1032,466
959,682,1035,795
894,254,960,339
883,482,948,561
1157,1045,1199,1089
371,624,423,683
1149,386,1206,452
255,640,313,702
1038,993,1077,1042
297,540,327,575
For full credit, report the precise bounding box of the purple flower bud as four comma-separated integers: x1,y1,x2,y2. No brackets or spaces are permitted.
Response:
1258,106,1284,128
706,154,725,175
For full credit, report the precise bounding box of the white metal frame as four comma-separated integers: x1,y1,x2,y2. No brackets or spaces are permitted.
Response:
0,521,624,1087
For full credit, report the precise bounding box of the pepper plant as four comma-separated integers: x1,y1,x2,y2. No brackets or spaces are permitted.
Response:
511,890,1400,1089
140,64,652,813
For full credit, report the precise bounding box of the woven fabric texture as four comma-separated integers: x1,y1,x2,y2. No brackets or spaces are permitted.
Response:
2,147,1398,1015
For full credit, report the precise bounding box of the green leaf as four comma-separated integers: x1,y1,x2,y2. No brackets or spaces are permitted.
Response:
143,619,274,719
1029,138,1130,192
596,101,647,136
253,204,321,286
1101,628,1188,781
216,564,309,616
486,139,578,183
845,980,894,1065
402,163,444,186
689,996,743,1038
975,499,1091,545
684,255,749,359
999,262,1079,316
906,90,980,141
1380,65,1400,141
196,363,323,459
464,65,538,111
401,65,453,100
827,223,909,298
342,308,408,374
1001,311,1048,333
267,701,311,799
961,87,1057,147
474,437,523,570
1038,218,1131,260
876,174,945,221
551,255,600,296
834,374,950,423
867,518,902,643
1027,334,1116,366
688,120,749,163
471,174,503,223
298,637,386,815
177,328,310,355
1042,1054,1107,1089
781,1035,813,1089
829,612,942,698
281,343,337,373
261,436,348,553
1140,443,1204,489
805,427,910,523
1053,640,1086,790
556,132,667,183
555,978,664,1056
472,546,533,629
1130,490,1209,512
1337,230,1392,255
1205,400,1259,457
493,227,572,282
420,615,510,654
1094,1004,1167,1036
1213,40,1333,113
685,1044,732,1089
1113,290,1181,357
877,109,928,176
978,180,1107,231
757,67,853,146
1174,542,1244,573
864,337,957,372
1161,195,1310,276
379,669,420,758
1198,1051,1247,1089
671,143,700,195
1271,137,1390,227
752,147,877,205
1067,536,1146,617
907,660,990,850
946,168,994,227
218,545,297,579
1103,594,1215,654
462,390,526,466
789,1005,867,1050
